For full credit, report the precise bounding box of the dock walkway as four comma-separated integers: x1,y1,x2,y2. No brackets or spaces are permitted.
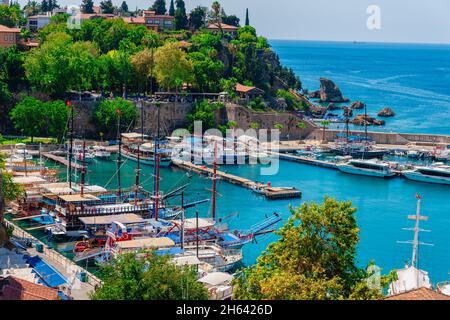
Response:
172,160,301,200
274,152,338,169
42,152,84,170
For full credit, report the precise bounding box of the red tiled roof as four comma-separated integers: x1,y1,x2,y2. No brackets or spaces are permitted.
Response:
0,276,59,301
93,6,101,14
123,17,145,24
207,23,239,31
236,83,264,94
385,287,450,300
0,24,21,33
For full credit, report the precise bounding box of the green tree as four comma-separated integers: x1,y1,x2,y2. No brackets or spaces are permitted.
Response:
174,0,187,30
100,0,115,14
68,41,99,98
90,252,208,300
188,51,224,92
168,0,174,16
131,48,155,96
0,46,26,91
94,98,137,138
249,122,259,130
320,120,329,142
296,121,306,139
151,0,166,15
0,154,23,202
188,6,207,30
154,42,193,91
274,123,283,130
0,3,23,27
9,97,45,142
81,0,94,13
186,100,223,132
42,100,70,143
233,197,388,300
208,1,222,36
120,1,128,13
245,8,249,26
24,32,73,97
24,1,41,16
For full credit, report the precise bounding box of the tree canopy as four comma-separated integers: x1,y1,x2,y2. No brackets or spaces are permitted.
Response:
94,97,137,138
90,251,208,300
151,0,166,15
233,197,390,300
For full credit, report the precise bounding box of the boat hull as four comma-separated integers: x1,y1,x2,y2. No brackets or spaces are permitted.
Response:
337,165,396,178
403,171,450,185
123,152,172,167
331,149,387,159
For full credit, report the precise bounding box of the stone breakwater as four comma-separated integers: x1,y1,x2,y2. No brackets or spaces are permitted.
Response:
306,129,450,146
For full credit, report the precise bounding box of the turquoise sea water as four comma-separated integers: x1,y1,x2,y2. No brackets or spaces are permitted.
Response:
50,154,450,285
22,41,450,286
270,40,450,135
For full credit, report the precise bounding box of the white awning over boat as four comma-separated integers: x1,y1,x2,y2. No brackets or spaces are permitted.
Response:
122,132,147,139
172,256,202,266
79,213,145,226
171,218,215,230
58,194,100,202
198,272,233,286
116,237,175,250
12,176,47,184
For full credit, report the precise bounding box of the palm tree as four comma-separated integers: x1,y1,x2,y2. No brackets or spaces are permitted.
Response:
296,121,306,139
320,120,330,143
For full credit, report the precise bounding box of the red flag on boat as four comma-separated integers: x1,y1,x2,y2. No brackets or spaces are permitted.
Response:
416,193,421,200
66,101,71,107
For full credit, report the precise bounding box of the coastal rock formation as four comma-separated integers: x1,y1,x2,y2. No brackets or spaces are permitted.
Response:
319,78,350,103
327,103,339,111
342,107,353,118
350,101,366,110
308,90,321,99
378,107,395,117
352,114,385,126
309,105,327,118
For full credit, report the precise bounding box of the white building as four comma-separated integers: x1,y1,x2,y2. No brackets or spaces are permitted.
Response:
27,13,52,32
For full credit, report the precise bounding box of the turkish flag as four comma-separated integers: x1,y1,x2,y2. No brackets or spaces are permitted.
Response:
416,193,421,200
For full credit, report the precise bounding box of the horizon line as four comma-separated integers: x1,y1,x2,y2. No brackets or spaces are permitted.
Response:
266,38,450,46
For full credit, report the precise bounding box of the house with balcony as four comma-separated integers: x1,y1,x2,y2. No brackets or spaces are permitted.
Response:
27,13,52,32
123,10,174,32
0,24,20,48
207,23,239,37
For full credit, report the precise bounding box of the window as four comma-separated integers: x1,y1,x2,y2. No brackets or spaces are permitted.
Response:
9,35,13,42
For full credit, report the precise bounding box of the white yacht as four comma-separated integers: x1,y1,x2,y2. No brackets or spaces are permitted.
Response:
336,159,397,178
92,146,111,159
403,163,450,185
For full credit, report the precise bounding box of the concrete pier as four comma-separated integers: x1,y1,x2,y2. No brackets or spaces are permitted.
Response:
172,160,302,199
42,153,84,170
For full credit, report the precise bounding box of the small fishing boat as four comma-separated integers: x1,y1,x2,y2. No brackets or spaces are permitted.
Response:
403,163,450,185
407,149,419,159
11,143,33,161
248,151,272,163
336,159,397,178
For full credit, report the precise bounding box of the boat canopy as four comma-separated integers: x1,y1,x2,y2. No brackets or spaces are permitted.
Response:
172,255,202,266
79,213,145,226
198,272,233,286
122,132,147,139
116,237,175,250
12,176,47,184
72,185,107,193
58,194,100,202
171,218,215,230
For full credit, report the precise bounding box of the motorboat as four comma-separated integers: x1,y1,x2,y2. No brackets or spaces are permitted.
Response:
336,159,397,178
92,146,111,159
403,163,450,185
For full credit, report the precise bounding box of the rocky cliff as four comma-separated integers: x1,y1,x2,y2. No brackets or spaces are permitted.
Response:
318,78,349,103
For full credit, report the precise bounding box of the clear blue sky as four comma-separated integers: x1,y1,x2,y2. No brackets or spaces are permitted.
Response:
23,0,450,44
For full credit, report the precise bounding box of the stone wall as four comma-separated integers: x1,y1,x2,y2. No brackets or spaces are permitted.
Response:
306,129,450,146
217,104,317,139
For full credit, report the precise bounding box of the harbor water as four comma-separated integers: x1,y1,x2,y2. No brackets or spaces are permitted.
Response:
37,155,450,284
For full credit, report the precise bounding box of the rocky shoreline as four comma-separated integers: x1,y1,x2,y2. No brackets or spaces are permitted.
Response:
306,77,395,126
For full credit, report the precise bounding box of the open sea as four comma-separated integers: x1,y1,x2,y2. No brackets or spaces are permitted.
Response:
270,40,450,135
19,41,450,286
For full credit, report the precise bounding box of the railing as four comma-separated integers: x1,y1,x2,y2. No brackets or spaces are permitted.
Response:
67,204,152,217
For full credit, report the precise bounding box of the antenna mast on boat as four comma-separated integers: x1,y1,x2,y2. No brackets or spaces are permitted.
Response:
134,100,144,205
211,142,217,222
116,109,123,203
364,103,368,141
398,194,432,269
152,104,161,219
80,139,86,197
68,101,74,188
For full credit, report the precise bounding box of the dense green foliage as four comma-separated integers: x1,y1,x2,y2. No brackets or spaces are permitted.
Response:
0,153,23,201
186,100,224,132
90,252,208,300
9,97,69,142
94,98,137,138
233,197,392,300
